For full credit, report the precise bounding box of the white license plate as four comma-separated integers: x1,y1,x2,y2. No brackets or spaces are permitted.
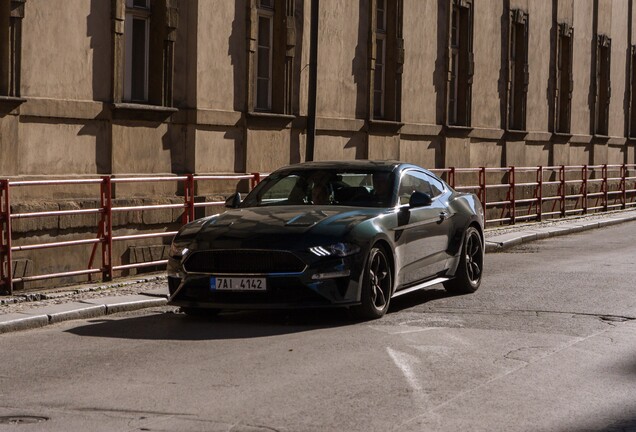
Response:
210,277,267,291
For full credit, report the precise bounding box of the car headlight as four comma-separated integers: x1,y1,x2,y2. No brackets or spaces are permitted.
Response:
309,242,360,257
169,242,189,259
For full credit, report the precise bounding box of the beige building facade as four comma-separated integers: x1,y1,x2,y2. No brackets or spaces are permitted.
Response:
1,0,636,290
0,0,635,182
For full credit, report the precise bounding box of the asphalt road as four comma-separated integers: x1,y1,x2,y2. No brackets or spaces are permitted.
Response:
1,222,636,432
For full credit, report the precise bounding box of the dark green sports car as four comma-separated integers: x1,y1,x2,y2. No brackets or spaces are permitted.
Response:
167,161,484,320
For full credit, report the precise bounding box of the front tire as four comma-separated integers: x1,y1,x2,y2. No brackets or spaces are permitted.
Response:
351,246,393,320
443,226,483,294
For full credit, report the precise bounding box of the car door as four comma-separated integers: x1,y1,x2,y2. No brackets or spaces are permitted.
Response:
394,170,453,287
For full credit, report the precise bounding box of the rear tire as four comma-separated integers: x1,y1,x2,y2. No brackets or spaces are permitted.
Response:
350,246,393,320
443,226,483,294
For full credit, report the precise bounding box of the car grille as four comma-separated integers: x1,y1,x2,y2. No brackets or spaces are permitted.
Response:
183,250,306,274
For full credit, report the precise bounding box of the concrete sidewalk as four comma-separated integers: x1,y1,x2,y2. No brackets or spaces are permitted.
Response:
2,209,636,335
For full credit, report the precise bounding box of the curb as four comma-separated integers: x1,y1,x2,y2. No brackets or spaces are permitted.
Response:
0,296,168,335
484,211,636,253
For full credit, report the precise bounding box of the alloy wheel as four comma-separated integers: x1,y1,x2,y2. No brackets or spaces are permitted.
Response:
368,248,391,311
464,231,483,284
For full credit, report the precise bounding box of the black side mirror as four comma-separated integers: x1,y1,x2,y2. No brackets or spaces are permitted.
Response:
409,191,433,208
225,192,242,208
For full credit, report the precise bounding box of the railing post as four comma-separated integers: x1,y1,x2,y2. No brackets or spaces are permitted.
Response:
537,166,543,222
100,176,113,282
183,174,195,224
602,164,608,212
582,165,588,214
621,164,627,209
251,172,261,190
449,167,456,188
479,167,487,218
560,165,566,217
510,166,516,225
0,179,13,295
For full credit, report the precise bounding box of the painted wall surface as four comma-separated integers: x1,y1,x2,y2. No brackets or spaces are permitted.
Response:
21,0,110,101
245,128,292,172
111,123,174,174
196,0,245,112
368,134,399,160
19,120,108,175
571,0,594,136
401,0,440,126
316,0,367,119
471,0,503,129
0,115,19,175
526,0,553,132
399,137,442,169
608,0,629,138
193,127,244,174
314,132,367,161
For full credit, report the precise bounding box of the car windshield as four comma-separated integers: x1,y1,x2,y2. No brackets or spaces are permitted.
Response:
241,169,395,208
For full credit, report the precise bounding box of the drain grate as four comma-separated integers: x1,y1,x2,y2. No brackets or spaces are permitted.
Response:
0,415,49,425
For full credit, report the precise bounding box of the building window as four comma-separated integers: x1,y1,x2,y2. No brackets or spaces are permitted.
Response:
507,9,528,131
447,0,473,127
124,0,150,102
373,0,387,118
255,1,274,111
554,23,573,134
370,0,403,121
594,34,611,136
115,0,177,106
0,0,24,97
250,0,297,115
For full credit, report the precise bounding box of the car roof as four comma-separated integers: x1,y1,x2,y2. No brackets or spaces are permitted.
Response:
276,160,418,173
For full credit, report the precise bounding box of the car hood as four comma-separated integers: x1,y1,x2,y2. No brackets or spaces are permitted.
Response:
189,205,383,249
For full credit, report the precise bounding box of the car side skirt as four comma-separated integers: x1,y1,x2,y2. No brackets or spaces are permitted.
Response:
392,277,450,298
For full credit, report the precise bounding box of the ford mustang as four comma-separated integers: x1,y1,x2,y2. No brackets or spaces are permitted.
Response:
167,160,484,320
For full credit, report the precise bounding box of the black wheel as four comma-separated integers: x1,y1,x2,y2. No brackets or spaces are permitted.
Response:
181,307,221,318
443,226,483,294
351,246,393,320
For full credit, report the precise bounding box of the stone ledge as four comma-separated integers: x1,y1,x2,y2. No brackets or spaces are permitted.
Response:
21,302,106,324
81,295,167,314
0,313,48,334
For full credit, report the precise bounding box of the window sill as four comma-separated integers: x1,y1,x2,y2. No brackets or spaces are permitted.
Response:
504,129,528,138
247,111,296,128
553,131,573,137
444,124,473,137
0,96,26,113
112,103,178,122
368,119,404,134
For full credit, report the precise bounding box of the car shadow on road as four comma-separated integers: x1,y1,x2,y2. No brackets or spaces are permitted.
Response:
66,307,355,341
67,287,460,341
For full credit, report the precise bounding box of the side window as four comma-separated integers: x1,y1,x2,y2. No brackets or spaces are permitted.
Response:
426,174,445,197
398,172,433,205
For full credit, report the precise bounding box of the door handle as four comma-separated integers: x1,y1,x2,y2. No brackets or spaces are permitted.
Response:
439,211,448,221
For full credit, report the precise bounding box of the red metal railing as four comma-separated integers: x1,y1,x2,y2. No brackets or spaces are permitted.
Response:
0,174,259,295
1,165,635,295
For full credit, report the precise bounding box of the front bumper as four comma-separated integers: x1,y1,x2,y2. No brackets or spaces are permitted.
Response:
167,253,364,310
